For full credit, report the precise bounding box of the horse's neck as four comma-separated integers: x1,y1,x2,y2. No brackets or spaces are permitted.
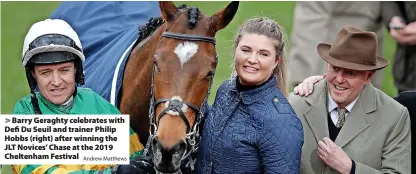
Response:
121,24,166,110
119,24,166,143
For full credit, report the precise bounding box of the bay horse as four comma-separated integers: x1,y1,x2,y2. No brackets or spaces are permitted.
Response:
119,1,239,173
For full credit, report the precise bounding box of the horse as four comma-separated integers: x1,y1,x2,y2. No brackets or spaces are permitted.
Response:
118,1,239,173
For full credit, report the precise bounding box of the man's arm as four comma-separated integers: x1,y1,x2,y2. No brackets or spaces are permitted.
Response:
129,128,145,159
355,107,411,173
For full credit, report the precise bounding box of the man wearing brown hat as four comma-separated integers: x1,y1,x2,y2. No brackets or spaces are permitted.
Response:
288,25,411,174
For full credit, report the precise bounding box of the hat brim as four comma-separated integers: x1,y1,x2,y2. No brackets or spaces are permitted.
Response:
22,45,85,67
28,52,78,65
317,43,389,71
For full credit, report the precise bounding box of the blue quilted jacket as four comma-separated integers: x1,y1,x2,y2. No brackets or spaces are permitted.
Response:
196,76,304,174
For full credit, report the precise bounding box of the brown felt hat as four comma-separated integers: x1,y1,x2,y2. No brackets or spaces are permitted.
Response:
317,25,389,71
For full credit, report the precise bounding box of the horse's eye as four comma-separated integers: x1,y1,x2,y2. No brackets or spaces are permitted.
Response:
206,71,214,78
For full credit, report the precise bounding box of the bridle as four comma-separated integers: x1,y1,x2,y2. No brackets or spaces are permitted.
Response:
143,29,217,171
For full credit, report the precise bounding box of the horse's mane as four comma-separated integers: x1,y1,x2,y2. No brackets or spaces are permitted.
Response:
131,4,201,49
132,17,164,49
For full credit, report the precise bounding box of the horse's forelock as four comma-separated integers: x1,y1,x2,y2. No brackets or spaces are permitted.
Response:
187,7,200,29
177,5,201,30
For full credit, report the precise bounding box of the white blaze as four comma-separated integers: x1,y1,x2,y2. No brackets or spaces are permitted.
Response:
174,41,199,67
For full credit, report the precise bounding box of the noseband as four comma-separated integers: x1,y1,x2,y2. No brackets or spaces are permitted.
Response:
143,30,217,171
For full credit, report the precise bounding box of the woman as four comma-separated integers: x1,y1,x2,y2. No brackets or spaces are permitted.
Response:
196,17,304,174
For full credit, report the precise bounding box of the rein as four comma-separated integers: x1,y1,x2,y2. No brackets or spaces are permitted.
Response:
143,28,218,171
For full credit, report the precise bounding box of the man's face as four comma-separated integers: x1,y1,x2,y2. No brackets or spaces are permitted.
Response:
32,61,76,105
326,64,374,107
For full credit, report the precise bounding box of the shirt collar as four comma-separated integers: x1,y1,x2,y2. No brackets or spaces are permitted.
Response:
61,95,74,106
327,92,359,113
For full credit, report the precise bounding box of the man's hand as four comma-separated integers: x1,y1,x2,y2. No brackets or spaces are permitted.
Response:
293,75,325,96
399,22,416,45
317,137,352,174
403,22,416,34
389,17,416,45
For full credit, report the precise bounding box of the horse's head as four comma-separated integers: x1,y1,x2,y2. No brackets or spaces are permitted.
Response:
149,1,238,173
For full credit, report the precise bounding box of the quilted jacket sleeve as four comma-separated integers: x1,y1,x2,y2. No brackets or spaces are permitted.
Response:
258,113,304,174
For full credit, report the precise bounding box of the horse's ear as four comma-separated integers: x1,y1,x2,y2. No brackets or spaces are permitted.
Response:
210,1,239,32
159,1,179,22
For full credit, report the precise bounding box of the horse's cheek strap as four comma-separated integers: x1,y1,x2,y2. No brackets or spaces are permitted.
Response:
178,110,191,133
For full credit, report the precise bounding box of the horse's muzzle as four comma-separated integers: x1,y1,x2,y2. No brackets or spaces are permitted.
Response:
151,136,186,173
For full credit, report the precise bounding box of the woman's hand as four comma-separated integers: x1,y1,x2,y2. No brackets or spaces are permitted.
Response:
293,74,325,96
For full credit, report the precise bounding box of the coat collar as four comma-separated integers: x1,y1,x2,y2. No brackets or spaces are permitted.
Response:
230,75,277,105
304,79,375,147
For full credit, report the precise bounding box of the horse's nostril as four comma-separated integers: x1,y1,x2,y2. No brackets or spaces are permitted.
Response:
152,139,186,173
154,139,187,156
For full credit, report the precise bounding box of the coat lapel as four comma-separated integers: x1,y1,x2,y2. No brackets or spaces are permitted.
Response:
335,83,376,148
303,80,330,143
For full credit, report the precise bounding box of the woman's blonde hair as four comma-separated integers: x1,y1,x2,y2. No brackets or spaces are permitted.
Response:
229,17,289,97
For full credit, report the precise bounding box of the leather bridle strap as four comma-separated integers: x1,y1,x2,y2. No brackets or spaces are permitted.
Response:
161,32,216,46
